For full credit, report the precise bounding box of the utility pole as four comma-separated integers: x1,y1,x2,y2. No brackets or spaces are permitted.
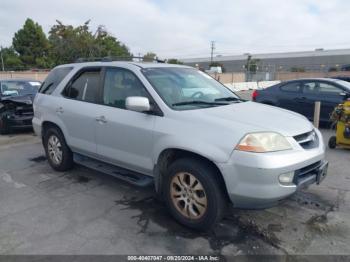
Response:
0,46,4,71
210,41,215,65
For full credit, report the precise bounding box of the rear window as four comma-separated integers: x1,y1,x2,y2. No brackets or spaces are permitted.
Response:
39,67,73,95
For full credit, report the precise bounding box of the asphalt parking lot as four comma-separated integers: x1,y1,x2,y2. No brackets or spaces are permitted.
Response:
1,93,350,255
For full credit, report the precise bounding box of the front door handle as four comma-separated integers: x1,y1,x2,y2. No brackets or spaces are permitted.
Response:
95,116,107,123
56,107,64,114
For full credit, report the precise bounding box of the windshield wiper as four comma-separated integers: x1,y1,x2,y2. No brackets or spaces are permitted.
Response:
214,96,243,102
172,100,228,106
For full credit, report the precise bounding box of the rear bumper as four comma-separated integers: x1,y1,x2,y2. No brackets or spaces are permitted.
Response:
218,129,327,209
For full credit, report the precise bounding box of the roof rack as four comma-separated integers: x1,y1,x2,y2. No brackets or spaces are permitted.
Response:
74,56,166,63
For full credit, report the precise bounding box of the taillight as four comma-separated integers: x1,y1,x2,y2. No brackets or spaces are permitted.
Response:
252,90,258,101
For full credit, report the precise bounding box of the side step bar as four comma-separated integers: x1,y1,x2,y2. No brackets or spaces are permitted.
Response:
73,153,153,187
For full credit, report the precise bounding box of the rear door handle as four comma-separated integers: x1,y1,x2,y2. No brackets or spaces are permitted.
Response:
56,107,64,114
95,116,107,123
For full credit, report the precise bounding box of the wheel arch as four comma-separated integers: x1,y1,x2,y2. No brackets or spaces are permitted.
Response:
41,121,66,143
154,148,230,203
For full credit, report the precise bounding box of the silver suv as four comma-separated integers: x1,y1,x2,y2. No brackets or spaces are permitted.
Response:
33,61,328,230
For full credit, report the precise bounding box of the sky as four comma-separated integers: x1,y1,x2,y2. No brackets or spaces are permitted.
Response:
0,0,349,59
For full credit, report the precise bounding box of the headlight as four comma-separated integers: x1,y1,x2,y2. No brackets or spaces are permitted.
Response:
236,132,292,153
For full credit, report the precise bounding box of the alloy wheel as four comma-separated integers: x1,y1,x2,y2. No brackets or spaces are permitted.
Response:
47,135,63,165
170,172,208,219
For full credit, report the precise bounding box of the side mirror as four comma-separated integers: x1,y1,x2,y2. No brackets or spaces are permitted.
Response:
125,96,151,112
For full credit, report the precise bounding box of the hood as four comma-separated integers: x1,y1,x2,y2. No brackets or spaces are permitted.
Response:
184,101,313,137
0,94,34,105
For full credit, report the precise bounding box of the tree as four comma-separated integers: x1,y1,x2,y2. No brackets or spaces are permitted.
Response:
12,18,50,68
48,21,132,65
0,47,24,70
94,25,132,58
167,58,183,64
48,20,96,65
143,52,157,62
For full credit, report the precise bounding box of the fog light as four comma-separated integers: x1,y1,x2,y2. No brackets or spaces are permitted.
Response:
279,171,295,185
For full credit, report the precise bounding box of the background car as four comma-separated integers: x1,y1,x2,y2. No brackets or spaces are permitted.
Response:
252,78,350,123
331,76,350,83
0,79,41,134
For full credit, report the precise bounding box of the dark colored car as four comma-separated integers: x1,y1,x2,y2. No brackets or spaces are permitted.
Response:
331,76,350,83
252,78,350,122
0,79,41,134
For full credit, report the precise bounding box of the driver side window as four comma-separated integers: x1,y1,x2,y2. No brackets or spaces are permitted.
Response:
303,81,343,95
103,68,148,109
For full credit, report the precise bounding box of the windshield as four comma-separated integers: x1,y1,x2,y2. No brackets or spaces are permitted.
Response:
0,81,41,97
334,79,350,91
142,67,240,110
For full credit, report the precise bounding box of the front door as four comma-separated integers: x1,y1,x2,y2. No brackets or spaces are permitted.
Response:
95,67,156,175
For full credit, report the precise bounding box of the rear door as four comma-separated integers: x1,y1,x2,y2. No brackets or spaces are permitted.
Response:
59,67,102,156
276,81,304,114
302,81,345,121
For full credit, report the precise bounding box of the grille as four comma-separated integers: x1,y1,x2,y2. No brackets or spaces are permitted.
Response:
15,105,33,116
293,130,318,149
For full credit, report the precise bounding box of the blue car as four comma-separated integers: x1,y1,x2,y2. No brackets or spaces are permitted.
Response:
253,78,350,123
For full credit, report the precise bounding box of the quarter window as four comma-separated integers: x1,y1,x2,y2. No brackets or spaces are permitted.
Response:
103,68,148,109
63,69,101,103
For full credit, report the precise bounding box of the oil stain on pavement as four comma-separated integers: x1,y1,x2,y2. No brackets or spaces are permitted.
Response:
115,196,283,255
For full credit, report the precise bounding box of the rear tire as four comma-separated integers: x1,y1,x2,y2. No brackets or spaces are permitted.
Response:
164,158,226,231
43,127,73,171
328,136,337,149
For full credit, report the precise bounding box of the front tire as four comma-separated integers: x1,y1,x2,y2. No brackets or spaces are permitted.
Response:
164,158,226,231
0,117,10,135
43,127,73,171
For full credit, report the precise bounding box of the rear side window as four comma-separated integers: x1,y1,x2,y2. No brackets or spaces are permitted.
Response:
63,69,101,103
280,82,301,92
39,67,73,95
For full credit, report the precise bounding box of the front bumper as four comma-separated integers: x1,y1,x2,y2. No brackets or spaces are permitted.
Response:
218,129,327,209
2,114,33,129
